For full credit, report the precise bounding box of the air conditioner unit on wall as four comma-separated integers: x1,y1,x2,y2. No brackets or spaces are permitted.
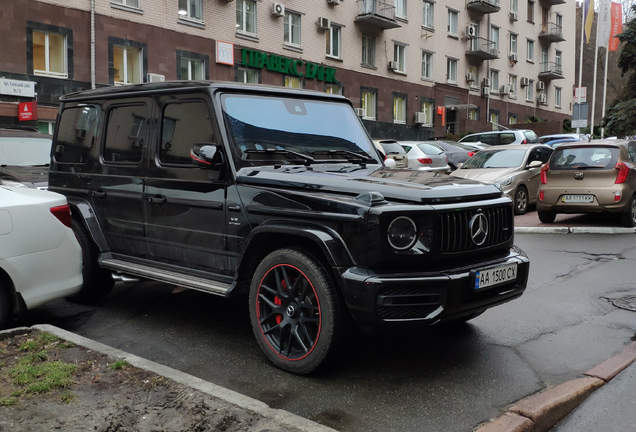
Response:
355,108,365,117
466,24,477,38
520,77,529,87
509,53,518,62
482,86,490,96
500,85,511,95
466,72,476,83
509,11,519,21
489,48,500,57
272,2,285,17
147,73,165,83
537,81,545,90
537,94,547,104
389,60,399,71
328,0,341,4
415,112,429,125
482,78,491,87
317,17,331,30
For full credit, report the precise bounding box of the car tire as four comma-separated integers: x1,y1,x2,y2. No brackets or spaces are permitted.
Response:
66,218,115,303
514,186,528,215
249,248,343,374
449,163,457,171
620,195,636,227
0,282,8,329
538,210,557,223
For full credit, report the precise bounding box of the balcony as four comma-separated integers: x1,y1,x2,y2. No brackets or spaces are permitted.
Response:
541,0,566,5
355,0,401,30
466,0,501,14
465,38,500,61
539,23,566,43
539,61,564,80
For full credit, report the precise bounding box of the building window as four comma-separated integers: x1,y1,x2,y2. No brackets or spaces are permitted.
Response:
556,13,563,29
509,114,518,124
325,84,342,95
468,108,478,121
33,31,67,78
556,50,562,70
421,101,434,125
447,9,458,36
509,75,517,97
361,89,377,120
490,70,499,93
112,0,139,8
394,44,406,73
395,0,407,18
236,0,256,34
526,79,534,101
284,11,301,46
284,76,302,88
113,46,142,84
491,26,500,52
554,88,561,108
362,35,375,66
510,0,518,14
421,51,433,79
526,39,534,62
510,33,518,55
527,0,534,22
38,121,55,135
393,94,407,124
490,111,500,130
180,58,204,80
178,0,202,21
446,58,457,83
423,1,434,28
236,68,259,83
468,64,479,88
326,25,341,58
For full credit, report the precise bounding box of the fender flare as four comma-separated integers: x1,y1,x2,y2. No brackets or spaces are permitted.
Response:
66,196,110,253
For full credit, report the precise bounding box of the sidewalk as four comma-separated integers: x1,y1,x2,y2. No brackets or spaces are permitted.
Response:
514,210,636,234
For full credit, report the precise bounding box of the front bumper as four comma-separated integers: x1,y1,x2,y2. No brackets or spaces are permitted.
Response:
338,246,530,326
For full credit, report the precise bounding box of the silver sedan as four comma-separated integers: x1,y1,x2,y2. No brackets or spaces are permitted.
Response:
399,142,450,172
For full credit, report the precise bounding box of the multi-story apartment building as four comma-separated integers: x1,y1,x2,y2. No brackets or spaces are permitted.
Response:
1,0,574,139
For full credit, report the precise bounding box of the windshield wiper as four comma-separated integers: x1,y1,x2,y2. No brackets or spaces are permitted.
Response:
244,149,314,166
311,150,375,166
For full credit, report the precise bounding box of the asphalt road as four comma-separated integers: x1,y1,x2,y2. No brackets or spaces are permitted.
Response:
13,233,636,432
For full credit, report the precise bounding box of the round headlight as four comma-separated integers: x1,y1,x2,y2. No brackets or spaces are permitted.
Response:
387,216,418,250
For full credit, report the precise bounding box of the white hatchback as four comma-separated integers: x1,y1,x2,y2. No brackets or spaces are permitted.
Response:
0,183,83,328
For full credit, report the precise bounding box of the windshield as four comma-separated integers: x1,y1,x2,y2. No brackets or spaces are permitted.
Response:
0,137,51,166
551,147,619,170
221,94,379,167
461,149,527,169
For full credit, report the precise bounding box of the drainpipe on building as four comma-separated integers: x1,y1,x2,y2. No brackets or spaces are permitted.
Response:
486,13,491,129
91,0,96,89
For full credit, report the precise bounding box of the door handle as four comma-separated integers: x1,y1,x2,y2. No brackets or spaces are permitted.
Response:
92,189,106,199
148,195,167,205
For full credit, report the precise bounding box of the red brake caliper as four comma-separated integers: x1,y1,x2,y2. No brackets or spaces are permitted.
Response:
275,279,287,324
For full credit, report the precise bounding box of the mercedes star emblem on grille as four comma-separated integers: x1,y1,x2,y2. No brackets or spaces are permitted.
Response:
470,213,489,246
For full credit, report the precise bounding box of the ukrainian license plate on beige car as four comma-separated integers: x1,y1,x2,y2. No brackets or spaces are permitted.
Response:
475,264,518,290
562,194,594,203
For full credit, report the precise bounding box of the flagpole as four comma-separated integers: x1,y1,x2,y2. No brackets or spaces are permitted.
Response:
601,45,609,139
577,2,585,135
590,5,601,138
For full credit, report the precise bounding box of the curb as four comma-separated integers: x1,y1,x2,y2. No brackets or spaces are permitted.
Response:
514,227,636,235
474,341,636,432
1,324,337,432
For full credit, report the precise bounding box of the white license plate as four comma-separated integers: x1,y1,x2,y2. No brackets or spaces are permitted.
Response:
475,264,518,290
562,194,594,203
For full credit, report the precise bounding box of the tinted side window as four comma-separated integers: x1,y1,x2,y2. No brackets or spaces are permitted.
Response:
478,134,497,145
160,101,215,165
55,106,100,163
500,133,516,144
461,135,479,143
628,142,636,162
103,104,148,163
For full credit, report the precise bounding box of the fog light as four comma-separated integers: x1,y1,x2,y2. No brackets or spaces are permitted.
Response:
614,191,622,202
387,216,418,250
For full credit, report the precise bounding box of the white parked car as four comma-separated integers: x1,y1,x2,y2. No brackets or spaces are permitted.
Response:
0,182,83,328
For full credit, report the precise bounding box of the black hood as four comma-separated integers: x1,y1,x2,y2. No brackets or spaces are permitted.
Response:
0,165,49,189
236,164,501,204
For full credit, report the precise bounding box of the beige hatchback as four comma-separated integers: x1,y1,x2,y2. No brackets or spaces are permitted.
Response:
537,140,636,226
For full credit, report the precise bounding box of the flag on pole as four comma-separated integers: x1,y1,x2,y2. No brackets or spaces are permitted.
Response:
584,0,595,43
609,2,623,51
598,0,612,48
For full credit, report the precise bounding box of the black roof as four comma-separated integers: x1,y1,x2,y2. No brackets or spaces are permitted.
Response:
60,80,347,102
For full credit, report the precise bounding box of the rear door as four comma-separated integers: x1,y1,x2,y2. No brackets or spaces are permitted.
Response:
144,93,230,276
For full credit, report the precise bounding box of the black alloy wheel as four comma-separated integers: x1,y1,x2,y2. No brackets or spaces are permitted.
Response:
249,248,342,374
620,195,636,227
0,282,8,329
514,186,528,215
66,218,115,303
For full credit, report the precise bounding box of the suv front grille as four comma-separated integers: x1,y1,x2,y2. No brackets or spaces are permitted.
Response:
439,206,512,253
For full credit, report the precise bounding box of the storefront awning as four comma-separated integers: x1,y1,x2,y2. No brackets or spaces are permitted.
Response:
444,104,479,110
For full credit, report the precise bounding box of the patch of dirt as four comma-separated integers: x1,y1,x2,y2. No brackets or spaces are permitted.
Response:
0,330,302,432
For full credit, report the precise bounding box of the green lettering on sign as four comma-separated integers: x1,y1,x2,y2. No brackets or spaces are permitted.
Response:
239,49,337,83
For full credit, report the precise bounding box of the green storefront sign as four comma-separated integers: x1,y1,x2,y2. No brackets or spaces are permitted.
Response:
241,49,337,84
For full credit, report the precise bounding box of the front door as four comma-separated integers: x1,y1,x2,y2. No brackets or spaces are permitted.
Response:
144,94,229,276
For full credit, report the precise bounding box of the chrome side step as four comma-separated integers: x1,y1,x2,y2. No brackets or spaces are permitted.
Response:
101,258,230,297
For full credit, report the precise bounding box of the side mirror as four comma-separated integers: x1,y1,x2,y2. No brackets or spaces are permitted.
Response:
191,143,225,169
384,158,397,168
527,160,543,169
